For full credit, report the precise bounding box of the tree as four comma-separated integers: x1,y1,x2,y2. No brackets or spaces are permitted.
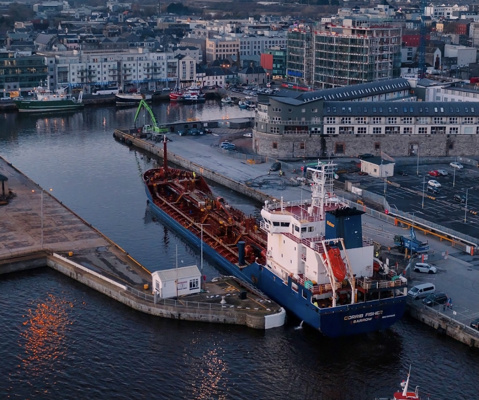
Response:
166,3,191,15
8,3,34,22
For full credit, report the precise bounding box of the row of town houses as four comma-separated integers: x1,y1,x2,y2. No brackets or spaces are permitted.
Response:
7,1,479,95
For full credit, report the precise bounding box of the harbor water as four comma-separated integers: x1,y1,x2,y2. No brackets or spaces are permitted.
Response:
1,102,478,399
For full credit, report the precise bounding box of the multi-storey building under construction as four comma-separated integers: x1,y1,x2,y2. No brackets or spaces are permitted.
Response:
287,20,402,89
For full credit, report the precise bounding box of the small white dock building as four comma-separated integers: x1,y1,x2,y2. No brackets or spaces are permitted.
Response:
152,265,202,299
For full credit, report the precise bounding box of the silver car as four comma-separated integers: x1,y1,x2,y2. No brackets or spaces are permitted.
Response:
413,262,437,274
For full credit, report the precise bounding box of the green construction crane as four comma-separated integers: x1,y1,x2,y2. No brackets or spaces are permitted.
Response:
134,99,168,136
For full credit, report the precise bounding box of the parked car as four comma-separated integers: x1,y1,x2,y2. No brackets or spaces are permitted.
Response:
454,194,467,203
220,142,236,150
428,170,439,177
188,128,200,136
408,283,436,299
422,292,448,307
177,129,186,136
269,162,282,172
243,132,253,138
396,170,408,176
450,161,464,169
413,262,437,274
471,318,479,330
427,185,440,194
359,153,374,159
437,169,448,176
427,179,441,188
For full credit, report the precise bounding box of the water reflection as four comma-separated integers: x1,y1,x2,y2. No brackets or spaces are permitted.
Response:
188,344,228,400
20,292,74,376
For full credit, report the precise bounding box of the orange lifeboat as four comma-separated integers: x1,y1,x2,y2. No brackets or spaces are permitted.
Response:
328,248,346,282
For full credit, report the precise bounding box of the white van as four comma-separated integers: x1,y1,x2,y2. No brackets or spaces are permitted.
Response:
408,283,435,300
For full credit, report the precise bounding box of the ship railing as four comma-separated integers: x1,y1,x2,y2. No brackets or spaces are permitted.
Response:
356,277,404,290
127,286,273,312
292,275,333,295
264,199,312,211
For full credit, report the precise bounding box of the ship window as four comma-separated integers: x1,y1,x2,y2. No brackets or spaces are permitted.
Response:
273,221,280,226
301,227,307,232
280,222,290,227
294,225,299,232
308,227,314,232
302,290,308,299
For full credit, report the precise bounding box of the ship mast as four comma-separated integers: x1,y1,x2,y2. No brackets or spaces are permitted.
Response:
307,161,336,219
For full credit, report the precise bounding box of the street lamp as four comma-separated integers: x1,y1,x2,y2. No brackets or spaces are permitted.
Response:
464,188,471,223
416,146,419,176
383,171,388,197
422,176,426,209
32,188,53,249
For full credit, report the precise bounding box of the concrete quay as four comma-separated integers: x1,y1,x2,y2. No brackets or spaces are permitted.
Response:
113,128,479,346
0,156,284,330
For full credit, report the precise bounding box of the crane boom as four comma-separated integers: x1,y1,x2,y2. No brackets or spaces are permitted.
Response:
133,99,168,135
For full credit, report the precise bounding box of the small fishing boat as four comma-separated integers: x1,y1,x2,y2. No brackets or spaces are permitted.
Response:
14,86,84,113
376,367,425,400
116,91,152,107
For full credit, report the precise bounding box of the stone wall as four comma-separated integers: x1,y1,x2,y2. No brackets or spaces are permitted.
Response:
408,301,479,348
253,131,479,159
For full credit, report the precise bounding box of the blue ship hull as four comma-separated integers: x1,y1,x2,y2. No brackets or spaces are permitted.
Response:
145,187,407,337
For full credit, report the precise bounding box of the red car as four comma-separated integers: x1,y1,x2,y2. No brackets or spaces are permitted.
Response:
428,170,439,177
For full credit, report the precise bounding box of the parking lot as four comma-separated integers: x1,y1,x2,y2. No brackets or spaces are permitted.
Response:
342,160,479,239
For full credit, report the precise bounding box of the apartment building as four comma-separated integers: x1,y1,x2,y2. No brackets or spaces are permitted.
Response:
252,78,479,158
205,37,240,63
0,50,47,94
43,49,177,93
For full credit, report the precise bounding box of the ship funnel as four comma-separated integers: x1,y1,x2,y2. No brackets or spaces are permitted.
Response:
325,208,364,249
237,241,246,266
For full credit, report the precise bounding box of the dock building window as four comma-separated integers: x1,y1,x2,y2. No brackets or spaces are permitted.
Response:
464,117,474,124
418,127,428,134
357,127,367,134
449,117,457,124
403,127,412,134
335,143,345,154
326,127,336,135
326,117,336,124
373,127,382,134
449,127,458,134
372,117,381,124
189,278,199,290
356,117,366,124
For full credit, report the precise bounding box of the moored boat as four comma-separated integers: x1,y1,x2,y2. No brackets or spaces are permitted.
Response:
116,92,152,107
169,85,205,103
142,143,408,337
376,367,425,400
14,86,84,113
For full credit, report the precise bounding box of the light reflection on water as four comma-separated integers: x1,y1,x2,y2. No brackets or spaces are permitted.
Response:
20,293,73,376
0,103,478,399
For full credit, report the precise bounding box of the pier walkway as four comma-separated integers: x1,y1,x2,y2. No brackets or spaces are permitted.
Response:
0,157,285,330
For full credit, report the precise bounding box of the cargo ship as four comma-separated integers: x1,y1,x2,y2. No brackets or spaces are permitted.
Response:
142,142,408,337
